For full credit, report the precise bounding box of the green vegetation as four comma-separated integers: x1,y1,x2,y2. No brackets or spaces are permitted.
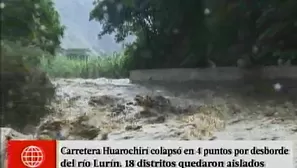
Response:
41,53,129,78
1,0,64,55
1,40,55,130
1,0,63,130
90,0,297,69
43,0,297,78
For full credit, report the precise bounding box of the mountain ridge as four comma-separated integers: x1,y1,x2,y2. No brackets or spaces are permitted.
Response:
54,0,134,55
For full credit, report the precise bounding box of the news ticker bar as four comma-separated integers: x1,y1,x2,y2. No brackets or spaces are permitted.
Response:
6,140,293,168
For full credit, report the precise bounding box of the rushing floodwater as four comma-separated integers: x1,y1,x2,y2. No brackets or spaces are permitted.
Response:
1,78,297,165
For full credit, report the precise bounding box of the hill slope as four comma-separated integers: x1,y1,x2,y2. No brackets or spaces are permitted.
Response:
54,0,133,54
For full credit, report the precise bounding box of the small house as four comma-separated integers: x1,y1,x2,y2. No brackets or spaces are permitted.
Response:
64,48,92,60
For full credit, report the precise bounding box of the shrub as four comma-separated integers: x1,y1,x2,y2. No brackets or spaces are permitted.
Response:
41,52,129,78
0,41,55,130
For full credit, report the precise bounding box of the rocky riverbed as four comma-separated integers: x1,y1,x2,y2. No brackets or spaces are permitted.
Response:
1,78,297,164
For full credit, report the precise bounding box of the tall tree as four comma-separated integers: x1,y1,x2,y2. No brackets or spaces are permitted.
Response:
1,0,65,55
90,0,297,69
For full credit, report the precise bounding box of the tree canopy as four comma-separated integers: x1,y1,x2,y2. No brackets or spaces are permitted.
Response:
90,0,297,69
1,0,65,54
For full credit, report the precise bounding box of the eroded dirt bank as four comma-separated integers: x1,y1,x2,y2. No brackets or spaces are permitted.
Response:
2,78,297,163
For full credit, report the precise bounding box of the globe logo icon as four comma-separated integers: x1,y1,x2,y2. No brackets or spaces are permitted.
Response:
21,146,45,168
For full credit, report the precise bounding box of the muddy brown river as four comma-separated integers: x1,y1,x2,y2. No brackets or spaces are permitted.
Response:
1,78,297,165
